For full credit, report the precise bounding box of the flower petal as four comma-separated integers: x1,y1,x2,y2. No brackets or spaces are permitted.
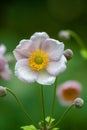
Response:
46,56,67,76
42,39,64,61
30,32,49,41
0,44,6,55
0,65,11,80
0,56,6,71
37,70,56,85
30,32,49,49
15,59,38,83
13,40,35,60
13,33,49,61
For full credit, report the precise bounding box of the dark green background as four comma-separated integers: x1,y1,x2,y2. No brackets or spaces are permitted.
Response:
0,0,87,130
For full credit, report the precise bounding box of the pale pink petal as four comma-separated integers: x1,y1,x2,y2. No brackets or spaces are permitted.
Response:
59,81,82,92
0,56,6,71
46,56,67,76
30,32,49,49
0,65,11,80
37,70,56,85
15,59,38,83
30,32,49,42
13,40,35,60
41,39,64,61
0,44,6,55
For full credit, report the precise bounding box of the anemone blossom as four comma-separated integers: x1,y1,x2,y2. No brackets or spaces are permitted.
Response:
57,80,82,106
13,32,67,85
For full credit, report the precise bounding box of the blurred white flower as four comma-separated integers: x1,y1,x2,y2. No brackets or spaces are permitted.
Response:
57,80,82,106
58,30,70,40
0,44,11,80
13,32,67,85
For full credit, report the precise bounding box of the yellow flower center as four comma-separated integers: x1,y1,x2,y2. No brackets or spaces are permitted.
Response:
63,88,79,101
28,50,49,71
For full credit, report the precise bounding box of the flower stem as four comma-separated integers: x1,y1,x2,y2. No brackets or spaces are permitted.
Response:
67,30,85,49
6,87,37,127
49,78,57,125
66,30,87,59
50,103,74,129
40,85,46,129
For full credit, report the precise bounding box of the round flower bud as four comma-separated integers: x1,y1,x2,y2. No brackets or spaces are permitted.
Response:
58,30,70,40
0,86,7,97
74,98,84,108
63,49,73,60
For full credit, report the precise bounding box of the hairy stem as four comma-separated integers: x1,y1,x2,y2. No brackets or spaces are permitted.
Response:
49,78,57,125
40,85,46,129
51,103,74,129
6,87,37,127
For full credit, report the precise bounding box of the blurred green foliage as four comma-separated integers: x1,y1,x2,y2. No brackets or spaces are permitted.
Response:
0,0,87,130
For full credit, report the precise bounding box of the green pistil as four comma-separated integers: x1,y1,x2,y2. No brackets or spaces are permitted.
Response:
35,56,43,64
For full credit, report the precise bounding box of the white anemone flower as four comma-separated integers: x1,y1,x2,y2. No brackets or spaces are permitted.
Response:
13,32,67,85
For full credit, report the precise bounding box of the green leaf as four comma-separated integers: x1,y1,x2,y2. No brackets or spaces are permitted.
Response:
45,116,55,124
21,125,37,130
38,120,44,126
52,128,59,130
80,49,87,59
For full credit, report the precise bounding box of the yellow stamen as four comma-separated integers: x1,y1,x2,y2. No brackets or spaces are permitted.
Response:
28,50,49,71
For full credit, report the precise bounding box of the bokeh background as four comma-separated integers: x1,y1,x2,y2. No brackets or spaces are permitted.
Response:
0,0,87,130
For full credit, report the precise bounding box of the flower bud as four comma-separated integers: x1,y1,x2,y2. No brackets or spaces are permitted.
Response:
63,49,73,60
74,98,84,108
0,86,7,97
58,30,70,40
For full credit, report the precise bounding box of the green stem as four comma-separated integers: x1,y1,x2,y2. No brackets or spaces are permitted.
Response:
67,30,85,49
40,85,46,129
66,30,87,59
49,78,57,125
50,103,74,129
6,87,37,126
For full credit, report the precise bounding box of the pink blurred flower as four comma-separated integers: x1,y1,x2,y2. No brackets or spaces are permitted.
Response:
56,80,82,106
0,44,11,80
13,32,67,85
